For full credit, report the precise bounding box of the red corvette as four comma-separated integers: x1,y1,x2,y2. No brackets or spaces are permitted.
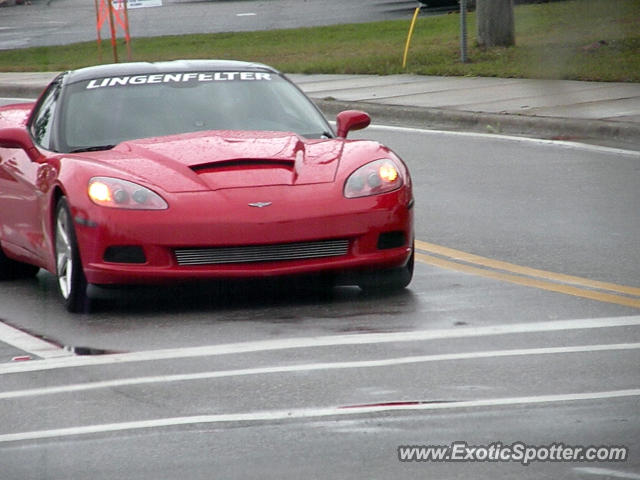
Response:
0,60,414,312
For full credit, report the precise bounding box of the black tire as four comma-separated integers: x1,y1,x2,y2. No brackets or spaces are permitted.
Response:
0,245,40,280
358,248,414,292
54,197,89,313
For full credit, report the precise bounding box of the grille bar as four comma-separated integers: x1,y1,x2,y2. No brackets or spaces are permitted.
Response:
174,239,349,266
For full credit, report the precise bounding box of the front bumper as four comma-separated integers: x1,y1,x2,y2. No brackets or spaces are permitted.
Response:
72,183,414,285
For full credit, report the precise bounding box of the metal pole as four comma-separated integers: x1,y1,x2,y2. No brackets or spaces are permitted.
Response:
402,6,421,69
94,0,103,62
107,0,119,63
123,0,132,61
460,0,468,63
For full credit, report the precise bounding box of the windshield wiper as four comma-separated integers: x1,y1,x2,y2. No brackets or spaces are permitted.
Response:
69,145,115,153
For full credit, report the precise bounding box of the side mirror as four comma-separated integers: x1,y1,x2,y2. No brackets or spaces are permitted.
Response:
336,110,371,139
0,128,43,162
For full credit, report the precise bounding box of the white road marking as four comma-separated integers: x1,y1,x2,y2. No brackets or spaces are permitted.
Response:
573,468,640,479
1,315,639,375
368,124,640,157
2,342,638,400
0,97,34,102
0,321,72,359
236,12,257,16
1,389,638,443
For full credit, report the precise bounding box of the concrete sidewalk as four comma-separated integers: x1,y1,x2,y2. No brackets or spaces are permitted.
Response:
2,71,640,147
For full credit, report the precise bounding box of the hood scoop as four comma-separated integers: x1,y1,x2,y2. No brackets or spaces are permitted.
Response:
191,157,297,189
114,130,344,191
191,158,295,173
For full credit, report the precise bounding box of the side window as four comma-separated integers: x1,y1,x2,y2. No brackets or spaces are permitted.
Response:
30,82,61,150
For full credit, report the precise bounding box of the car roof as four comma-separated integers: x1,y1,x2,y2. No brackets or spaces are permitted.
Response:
63,60,280,85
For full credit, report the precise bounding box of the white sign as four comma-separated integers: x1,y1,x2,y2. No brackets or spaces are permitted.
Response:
125,0,162,9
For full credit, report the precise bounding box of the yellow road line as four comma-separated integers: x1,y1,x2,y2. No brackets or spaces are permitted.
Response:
416,240,640,297
414,252,640,310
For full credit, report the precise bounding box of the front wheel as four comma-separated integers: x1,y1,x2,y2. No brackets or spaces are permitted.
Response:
55,198,89,313
358,248,414,292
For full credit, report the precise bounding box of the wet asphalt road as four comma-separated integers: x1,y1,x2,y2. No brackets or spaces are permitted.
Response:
0,113,639,478
0,0,433,50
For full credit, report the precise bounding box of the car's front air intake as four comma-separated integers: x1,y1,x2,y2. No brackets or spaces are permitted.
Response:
174,239,349,266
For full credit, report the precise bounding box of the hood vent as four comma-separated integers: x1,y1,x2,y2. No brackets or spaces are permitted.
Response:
191,159,295,173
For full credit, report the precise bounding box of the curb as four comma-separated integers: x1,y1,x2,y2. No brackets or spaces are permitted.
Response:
0,84,47,99
313,99,640,145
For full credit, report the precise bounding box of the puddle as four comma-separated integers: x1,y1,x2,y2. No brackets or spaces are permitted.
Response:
64,346,123,356
340,399,459,409
0,318,65,349
1,318,123,357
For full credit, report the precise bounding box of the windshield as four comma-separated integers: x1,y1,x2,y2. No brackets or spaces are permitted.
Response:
60,71,332,152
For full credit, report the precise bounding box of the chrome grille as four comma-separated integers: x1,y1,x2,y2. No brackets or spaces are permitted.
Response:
174,239,350,266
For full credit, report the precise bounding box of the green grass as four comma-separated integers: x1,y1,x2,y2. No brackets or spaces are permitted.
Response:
1,0,639,81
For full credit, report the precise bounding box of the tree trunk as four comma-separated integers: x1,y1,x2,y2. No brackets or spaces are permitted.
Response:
476,0,515,47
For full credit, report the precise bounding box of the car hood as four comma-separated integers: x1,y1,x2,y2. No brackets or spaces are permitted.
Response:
93,130,345,193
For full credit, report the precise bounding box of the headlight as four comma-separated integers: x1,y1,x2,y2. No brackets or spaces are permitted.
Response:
88,177,168,210
344,159,403,198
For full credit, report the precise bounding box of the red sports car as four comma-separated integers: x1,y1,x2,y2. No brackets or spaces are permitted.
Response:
0,60,414,312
